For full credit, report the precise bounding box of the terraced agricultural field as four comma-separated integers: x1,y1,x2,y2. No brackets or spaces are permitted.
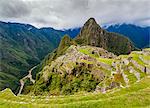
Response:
0,48,149,108
0,76,150,108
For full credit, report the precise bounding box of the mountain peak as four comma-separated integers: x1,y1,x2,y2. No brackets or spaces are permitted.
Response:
57,35,72,52
85,18,97,24
75,18,106,48
83,17,100,29
75,18,136,55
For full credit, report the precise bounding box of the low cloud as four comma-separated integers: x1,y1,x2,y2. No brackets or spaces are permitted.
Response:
0,0,149,29
0,0,30,18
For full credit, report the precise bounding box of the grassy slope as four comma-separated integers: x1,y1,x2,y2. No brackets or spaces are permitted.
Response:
79,47,113,65
0,48,150,107
0,76,150,108
31,46,149,96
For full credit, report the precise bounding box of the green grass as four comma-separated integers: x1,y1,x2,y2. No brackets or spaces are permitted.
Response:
79,48,113,65
0,76,150,108
142,55,150,61
130,53,145,66
97,57,113,65
144,48,150,51
124,70,137,84
1,47,148,107
79,59,95,64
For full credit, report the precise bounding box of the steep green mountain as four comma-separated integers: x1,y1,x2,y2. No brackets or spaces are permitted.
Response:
75,18,136,55
0,18,146,96
0,18,149,108
26,44,150,95
0,21,65,94
39,27,64,47
0,21,84,94
23,18,148,96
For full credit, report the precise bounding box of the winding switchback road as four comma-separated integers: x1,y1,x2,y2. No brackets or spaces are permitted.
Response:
17,66,37,95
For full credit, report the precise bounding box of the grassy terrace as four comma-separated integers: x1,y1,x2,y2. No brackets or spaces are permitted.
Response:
0,76,150,108
124,70,137,84
79,48,113,65
130,52,146,66
0,47,149,108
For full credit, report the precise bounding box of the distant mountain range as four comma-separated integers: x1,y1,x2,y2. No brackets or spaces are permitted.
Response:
60,24,150,49
39,23,150,49
106,24,150,48
0,20,149,94
63,24,150,49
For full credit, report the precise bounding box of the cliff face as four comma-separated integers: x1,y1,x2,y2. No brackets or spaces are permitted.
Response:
75,18,136,55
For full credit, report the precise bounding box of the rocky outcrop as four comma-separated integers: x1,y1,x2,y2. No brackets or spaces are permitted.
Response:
75,18,136,55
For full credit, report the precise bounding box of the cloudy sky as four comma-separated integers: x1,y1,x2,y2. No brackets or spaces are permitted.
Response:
0,0,150,29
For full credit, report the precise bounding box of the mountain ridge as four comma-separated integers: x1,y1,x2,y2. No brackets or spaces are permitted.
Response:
1,20,149,48
0,21,64,93
23,18,149,96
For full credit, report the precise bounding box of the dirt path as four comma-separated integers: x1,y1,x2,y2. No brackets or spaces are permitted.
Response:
17,66,37,95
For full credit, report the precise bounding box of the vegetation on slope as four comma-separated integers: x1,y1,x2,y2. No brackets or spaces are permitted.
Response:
0,76,150,108
26,43,149,96
0,22,57,93
0,21,80,94
22,18,148,97
0,18,140,94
